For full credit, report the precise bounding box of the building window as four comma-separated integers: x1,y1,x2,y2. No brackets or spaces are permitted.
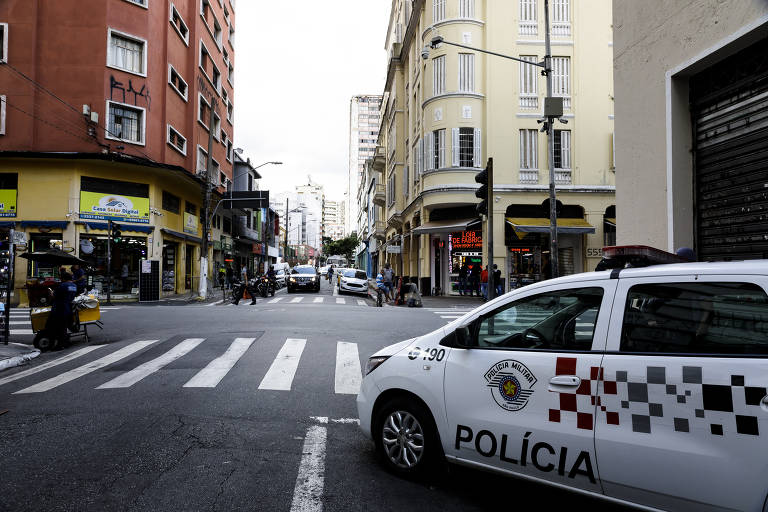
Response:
403,165,409,198
168,65,188,100
169,4,189,45
167,125,186,155
199,40,220,91
213,113,221,140
432,129,445,169
211,158,220,184
228,25,235,46
185,201,197,215
213,17,223,48
106,101,145,145
162,191,180,214
0,23,7,64
432,0,445,23
0,95,5,135
458,53,475,92
227,100,233,123
519,0,537,35
459,0,475,18
220,128,228,147
228,62,234,86
387,173,396,207
519,55,538,108
432,55,445,96
458,127,479,167
198,93,211,128
108,29,146,76
123,0,147,7
519,129,538,183
551,0,571,36
197,146,208,174
226,140,233,162
553,130,571,184
552,56,571,108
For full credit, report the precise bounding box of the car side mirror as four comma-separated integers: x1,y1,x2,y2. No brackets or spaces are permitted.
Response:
440,326,473,348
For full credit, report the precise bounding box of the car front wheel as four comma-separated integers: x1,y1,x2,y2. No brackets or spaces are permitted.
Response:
374,397,441,478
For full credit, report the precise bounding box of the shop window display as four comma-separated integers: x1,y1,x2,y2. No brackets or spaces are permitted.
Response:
79,234,147,295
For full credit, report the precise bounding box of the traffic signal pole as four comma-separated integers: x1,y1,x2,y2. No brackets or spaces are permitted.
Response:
544,0,559,279
486,158,495,301
106,219,112,306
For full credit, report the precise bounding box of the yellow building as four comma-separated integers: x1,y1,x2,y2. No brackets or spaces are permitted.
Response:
371,0,615,295
2,155,212,305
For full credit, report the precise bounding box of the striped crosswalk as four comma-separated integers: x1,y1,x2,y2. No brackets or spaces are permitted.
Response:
5,307,121,337
234,296,369,307
2,335,365,396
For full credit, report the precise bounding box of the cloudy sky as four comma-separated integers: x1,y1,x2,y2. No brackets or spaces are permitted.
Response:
233,1,391,202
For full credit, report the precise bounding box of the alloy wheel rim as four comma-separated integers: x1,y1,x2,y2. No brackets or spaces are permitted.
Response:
381,410,425,469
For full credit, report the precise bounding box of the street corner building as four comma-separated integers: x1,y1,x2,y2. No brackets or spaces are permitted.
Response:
614,0,768,261
0,0,243,304
357,0,616,296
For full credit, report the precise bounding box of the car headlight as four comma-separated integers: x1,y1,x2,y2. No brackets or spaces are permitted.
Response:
289,277,296,282
364,356,390,376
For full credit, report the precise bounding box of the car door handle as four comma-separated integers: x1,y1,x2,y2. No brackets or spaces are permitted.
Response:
550,375,581,387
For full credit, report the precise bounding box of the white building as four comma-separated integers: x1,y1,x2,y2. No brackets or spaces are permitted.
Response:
347,95,383,235
323,200,346,241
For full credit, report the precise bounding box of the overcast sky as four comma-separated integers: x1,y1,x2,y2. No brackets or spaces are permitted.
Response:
233,1,391,203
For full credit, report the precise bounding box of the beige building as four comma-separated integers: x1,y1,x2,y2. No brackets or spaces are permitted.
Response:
370,0,615,295
614,1,768,261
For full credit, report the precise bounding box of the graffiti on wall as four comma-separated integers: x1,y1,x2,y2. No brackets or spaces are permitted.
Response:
110,76,151,109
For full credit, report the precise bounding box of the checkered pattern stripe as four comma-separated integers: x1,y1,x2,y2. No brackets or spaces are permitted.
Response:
548,357,620,431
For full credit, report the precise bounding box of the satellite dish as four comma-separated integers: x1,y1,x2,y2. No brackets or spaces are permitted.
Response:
80,239,94,255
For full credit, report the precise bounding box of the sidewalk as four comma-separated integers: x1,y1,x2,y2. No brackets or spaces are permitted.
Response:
419,294,486,309
0,343,40,372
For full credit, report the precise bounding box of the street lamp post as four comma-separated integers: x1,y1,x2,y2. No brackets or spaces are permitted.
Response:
426,0,564,278
199,159,282,300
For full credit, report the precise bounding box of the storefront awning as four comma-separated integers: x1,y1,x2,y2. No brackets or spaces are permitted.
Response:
412,218,480,235
20,220,69,229
0,221,16,228
160,228,202,245
506,217,596,234
604,217,616,227
78,221,155,234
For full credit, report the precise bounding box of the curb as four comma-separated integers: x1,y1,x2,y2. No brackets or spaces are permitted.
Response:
0,345,41,373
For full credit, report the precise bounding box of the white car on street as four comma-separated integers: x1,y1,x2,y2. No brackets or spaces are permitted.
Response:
357,247,768,512
338,269,369,295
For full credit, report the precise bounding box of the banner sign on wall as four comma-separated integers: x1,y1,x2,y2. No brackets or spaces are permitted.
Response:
79,191,150,224
183,212,199,235
0,189,17,217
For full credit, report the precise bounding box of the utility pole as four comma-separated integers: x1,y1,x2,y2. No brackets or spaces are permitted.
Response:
544,0,559,279
284,198,289,264
106,219,113,306
200,97,218,300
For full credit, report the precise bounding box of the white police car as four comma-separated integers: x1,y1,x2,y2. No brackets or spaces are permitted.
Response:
357,247,768,511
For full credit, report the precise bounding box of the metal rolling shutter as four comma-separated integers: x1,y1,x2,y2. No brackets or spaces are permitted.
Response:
691,38,768,261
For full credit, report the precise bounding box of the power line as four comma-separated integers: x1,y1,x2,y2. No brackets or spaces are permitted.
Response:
1,97,99,147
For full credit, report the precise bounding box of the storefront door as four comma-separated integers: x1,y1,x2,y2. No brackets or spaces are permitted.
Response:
162,242,178,293
185,244,194,290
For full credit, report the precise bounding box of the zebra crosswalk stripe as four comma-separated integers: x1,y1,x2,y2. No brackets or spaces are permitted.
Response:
258,338,306,391
97,338,205,389
0,345,105,387
289,296,303,303
335,298,345,304
356,300,367,306
334,342,361,395
15,339,159,394
184,337,256,388
313,297,323,303
268,297,283,303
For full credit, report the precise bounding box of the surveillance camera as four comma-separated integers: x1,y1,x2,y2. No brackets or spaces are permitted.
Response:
430,35,444,49
421,46,430,60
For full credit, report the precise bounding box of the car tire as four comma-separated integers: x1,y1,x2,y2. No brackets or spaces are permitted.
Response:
373,397,442,479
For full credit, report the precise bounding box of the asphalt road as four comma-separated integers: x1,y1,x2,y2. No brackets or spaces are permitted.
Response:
0,281,615,511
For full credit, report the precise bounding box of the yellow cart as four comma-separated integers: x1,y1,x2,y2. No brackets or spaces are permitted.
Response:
31,299,103,351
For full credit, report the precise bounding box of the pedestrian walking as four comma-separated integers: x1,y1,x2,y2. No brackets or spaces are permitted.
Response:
458,263,469,296
383,263,394,293
468,263,480,297
480,265,489,300
327,264,334,287
225,263,233,289
493,264,502,296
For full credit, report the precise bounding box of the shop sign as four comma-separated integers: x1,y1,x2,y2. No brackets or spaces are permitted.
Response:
183,212,198,235
0,189,18,217
79,191,150,224
386,245,401,254
450,230,482,251
509,247,534,254
10,230,26,245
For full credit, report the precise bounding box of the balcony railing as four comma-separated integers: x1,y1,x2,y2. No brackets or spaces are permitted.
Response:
552,22,571,37
519,169,539,184
372,183,385,206
519,94,538,109
555,168,572,185
373,220,386,240
519,21,537,35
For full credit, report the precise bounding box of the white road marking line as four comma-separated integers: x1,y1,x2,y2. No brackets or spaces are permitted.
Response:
333,285,338,297
268,297,283,303
9,321,30,325
357,300,367,306
334,342,361,395
440,315,464,319
312,297,323,303
10,330,33,335
206,299,224,306
97,338,205,389
289,296,304,303
14,339,159,394
258,338,306,391
99,307,122,310
310,415,329,424
335,298,345,304
0,345,105,387
183,337,255,388
330,418,360,424
290,424,327,512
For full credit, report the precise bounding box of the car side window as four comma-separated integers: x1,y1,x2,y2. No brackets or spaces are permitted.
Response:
620,282,768,355
472,287,604,351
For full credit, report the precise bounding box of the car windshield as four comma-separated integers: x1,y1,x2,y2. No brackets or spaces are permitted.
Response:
343,269,367,280
292,267,316,275
276,270,285,276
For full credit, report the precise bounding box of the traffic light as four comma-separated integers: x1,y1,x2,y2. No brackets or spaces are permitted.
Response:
111,224,122,243
475,158,493,216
